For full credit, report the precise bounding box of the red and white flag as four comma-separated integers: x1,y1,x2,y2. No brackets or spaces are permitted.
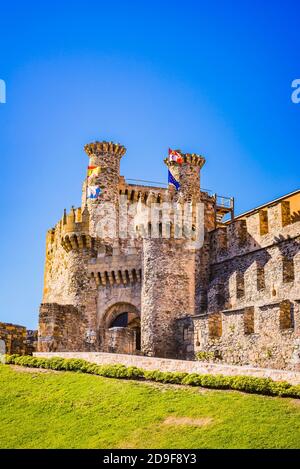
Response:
168,148,183,164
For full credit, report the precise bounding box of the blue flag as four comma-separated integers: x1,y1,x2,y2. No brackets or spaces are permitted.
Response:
87,185,102,199
168,169,180,190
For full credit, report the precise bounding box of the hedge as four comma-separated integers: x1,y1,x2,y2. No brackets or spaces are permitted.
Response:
3,354,300,399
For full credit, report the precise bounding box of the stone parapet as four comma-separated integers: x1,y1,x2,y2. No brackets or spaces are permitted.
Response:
34,351,300,385
210,206,300,264
177,298,300,371
84,141,126,158
60,206,93,252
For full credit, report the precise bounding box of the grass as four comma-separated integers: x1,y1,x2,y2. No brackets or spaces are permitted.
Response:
0,364,299,449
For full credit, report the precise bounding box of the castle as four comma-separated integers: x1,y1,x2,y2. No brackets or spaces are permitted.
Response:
38,140,300,371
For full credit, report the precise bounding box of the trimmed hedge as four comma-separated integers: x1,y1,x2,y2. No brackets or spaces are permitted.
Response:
3,354,300,399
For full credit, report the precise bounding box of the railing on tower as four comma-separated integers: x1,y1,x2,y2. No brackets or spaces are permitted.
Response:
125,178,234,223
126,178,168,188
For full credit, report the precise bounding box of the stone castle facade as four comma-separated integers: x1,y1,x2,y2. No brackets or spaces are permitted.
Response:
38,140,300,371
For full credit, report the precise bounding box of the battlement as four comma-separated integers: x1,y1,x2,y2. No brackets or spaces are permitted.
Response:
164,151,205,168
134,201,200,242
62,206,89,233
119,176,167,204
84,141,126,158
60,206,92,252
210,194,300,263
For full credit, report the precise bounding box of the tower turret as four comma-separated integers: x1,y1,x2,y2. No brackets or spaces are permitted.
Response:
164,151,205,202
83,140,126,239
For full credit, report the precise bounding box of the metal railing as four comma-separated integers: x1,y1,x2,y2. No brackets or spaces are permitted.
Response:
126,178,168,188
215,195,234,209
125,178,233,210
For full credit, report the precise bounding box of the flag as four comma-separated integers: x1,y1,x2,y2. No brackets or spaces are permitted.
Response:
87,166,101,177
168,169,180,190
169,148,183,164
87,185,102,199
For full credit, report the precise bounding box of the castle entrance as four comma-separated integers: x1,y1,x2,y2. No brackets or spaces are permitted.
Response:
103,302,141,352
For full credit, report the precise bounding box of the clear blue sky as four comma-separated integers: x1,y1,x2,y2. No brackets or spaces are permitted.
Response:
0,0,299,328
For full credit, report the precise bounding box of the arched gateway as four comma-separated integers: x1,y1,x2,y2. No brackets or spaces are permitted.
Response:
101,302,141,353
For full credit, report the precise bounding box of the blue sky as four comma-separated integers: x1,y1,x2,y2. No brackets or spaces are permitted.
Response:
0,0,299,328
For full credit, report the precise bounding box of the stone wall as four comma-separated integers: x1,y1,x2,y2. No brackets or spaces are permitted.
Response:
210,199,300,265
186,196,300,371
141,238,196,358
101,327,137,354
88,250,142,329
177,301,300,371
34,351,300,386
208,236,300,315
195,193,216,314
0,322,37,355
26,330,38,355
38,303,89,352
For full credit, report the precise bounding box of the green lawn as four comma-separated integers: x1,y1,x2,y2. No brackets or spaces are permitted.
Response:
0,364,299,449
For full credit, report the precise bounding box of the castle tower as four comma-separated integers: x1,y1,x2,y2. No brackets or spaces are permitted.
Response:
165,151,205,202
141,151,209,358
39,204,99,352
83,141,126,239
166,151,215,314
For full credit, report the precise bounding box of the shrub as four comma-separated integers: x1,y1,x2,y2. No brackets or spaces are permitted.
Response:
230,376,273,395
143,370,187,384
182,373,232,389
3,354,300,399
182,373,203,386
126,366,144,379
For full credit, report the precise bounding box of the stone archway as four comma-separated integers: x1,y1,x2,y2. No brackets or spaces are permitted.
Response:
104,302,140,328
102,302,141,353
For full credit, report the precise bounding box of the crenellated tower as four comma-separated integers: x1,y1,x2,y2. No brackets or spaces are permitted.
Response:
164,151,205,202
83,141,126,240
